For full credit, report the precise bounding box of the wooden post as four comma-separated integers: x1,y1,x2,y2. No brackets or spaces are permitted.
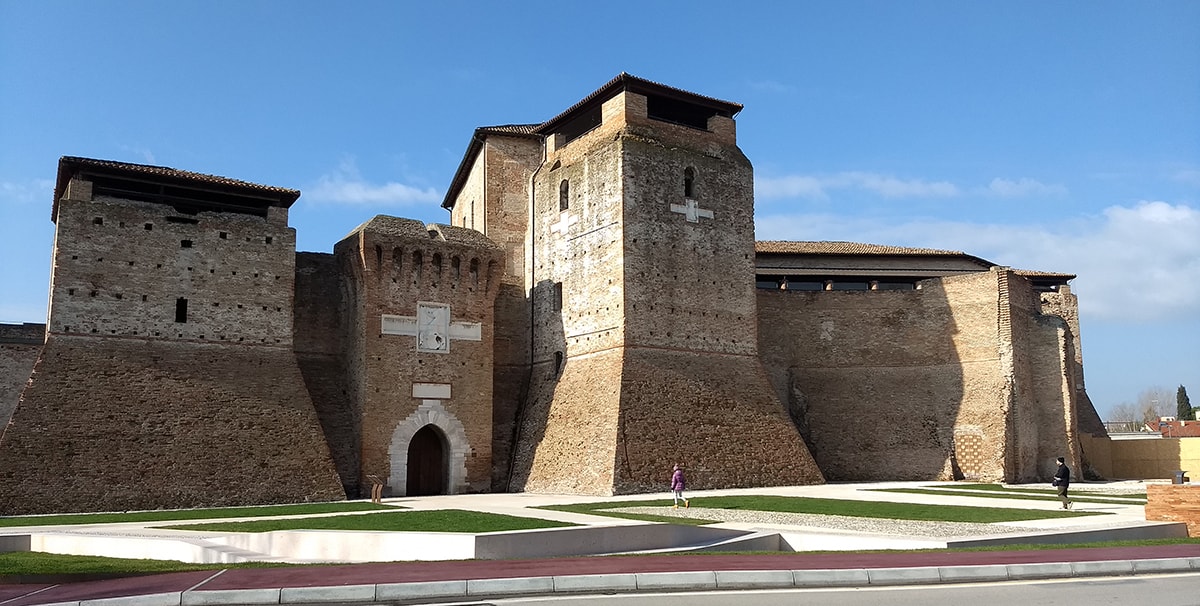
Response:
366,474,385,504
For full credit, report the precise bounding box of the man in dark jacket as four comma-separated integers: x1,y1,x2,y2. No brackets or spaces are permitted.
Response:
1053,456,1073,509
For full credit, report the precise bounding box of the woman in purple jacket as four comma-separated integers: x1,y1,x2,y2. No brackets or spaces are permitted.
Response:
670,464,689,508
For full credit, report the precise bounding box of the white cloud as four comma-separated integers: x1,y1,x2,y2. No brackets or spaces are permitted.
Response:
1172,168,1200,187
756,172,958,200
755,175,827,200
983,177,1067,197
304,158,439,206
0,179,55,207
755,201,1200,323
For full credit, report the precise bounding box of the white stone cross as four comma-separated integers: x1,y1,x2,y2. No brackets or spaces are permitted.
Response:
669,199,714,223
551,212,578,235
381,302,481,353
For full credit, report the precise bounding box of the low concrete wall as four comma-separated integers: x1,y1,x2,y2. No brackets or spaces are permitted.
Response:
217,530,477,562
4,524,755,564
1147,485,1200,538
7,533,247,564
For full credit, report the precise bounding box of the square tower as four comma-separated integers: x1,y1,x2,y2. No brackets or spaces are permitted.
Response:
457,75,826,494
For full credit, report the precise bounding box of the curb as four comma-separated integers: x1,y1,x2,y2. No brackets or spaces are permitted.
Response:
19,557,1200,606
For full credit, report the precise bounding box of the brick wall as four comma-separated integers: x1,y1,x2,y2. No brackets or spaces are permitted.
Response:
49,192,297,345
0,323,43,430
335,217,503,496
1146,484,1200,537
0,336,345,515
758,272,1009,481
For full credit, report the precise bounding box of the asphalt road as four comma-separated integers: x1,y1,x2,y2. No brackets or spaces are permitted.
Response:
472,572,1200,605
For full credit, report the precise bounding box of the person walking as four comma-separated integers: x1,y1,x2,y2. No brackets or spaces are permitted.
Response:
1053,456,1073,509
670,463,689,508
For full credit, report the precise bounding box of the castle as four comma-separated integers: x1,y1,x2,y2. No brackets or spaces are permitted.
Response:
0,74,1104,514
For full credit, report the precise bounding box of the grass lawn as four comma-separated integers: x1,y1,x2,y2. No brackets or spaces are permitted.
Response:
163,509,575,533
0,502,393,528
543,495,1104,524
0,551,291,577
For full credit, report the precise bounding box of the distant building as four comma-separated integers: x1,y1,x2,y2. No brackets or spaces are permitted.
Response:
0,74,1104,514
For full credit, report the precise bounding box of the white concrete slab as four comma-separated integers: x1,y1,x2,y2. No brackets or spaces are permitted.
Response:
182,588,280,606
867,566,943,585
937,564,1009,583
1006,562,1073,580
375,580,467,601
714,569,795,588
552,573,638,593
792,568,871,587
1070,560,1135,576
279,584,375,603
467,576,555,596
635,571,717,590
81,592,182,606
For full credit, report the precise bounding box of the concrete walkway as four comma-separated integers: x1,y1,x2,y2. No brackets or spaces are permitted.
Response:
1,481,1196,605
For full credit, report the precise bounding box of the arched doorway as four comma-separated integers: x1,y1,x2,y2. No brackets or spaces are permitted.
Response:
406,424,447,496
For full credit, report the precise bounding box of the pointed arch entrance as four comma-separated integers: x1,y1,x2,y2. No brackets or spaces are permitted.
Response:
388,400,470,496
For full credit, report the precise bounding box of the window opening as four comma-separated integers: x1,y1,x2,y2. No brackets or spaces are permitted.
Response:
181,239,193,248
552,282,563,311
92,217,103,225
684,167,695,198
559,180,569,211
175,298,188,323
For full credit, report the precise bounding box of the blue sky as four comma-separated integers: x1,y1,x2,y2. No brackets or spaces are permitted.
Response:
1,1,1196,420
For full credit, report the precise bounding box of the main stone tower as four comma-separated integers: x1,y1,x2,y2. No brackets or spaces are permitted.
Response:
446,74,824,494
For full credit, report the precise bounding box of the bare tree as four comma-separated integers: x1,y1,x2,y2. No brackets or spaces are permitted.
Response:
1137,386,1176,421
1107,387,1176,427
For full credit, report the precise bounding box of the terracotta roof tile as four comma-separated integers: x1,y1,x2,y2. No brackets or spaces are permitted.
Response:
755,241,967,256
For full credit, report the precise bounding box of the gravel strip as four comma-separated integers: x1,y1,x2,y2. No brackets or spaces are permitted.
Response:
609,507,1041,538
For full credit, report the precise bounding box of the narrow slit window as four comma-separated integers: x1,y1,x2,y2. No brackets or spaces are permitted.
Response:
552,282,563,311
559,180,569,211
175,298,188,323
684,167,695,198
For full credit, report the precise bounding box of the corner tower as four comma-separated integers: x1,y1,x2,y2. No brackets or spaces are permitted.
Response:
0,157,345,514
509,75,824,493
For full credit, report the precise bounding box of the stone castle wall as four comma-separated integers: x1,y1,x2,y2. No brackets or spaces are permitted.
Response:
0,323,43,430
49,192,296,345
758,269,1084,483
0,336,345,515
294,252,359,495
758,272,1009,481
615,348,825,493
1005,272,1082,481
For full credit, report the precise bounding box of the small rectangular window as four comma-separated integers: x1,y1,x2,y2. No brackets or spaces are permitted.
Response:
219,231,228,239
553,282,563,311
175,298,188,323
265,236,273,244
145,223,153,230
181,239,193,248
92,217,103,225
